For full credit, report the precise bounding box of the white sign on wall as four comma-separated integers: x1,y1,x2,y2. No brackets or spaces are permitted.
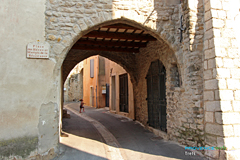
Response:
27,41,50,59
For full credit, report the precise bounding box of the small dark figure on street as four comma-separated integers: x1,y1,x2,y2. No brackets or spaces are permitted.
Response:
79,99,85,113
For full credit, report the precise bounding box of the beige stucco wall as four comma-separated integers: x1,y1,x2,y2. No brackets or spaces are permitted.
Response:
0,0,59,159
109,61,134,119
83,56,99,107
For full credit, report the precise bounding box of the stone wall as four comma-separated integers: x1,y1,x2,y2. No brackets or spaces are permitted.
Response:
46,0,207,157
204,0,240,159
0,0,60,159
64,62,83,102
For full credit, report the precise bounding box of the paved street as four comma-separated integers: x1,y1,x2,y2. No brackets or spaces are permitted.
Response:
54,102,205,160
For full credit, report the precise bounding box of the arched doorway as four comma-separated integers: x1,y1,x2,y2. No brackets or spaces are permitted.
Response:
146,60,167,132
60,20,185,149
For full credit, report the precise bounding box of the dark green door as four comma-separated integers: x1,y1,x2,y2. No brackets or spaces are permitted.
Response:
147,60,167,132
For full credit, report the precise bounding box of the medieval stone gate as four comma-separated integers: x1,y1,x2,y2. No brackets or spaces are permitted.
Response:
1,0,240,159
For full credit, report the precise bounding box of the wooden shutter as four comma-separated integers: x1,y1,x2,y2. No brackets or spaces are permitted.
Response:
90,59,94,78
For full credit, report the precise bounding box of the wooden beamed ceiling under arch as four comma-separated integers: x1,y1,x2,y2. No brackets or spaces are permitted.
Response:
72,23,157,53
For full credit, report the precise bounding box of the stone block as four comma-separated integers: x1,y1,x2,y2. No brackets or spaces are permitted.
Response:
228,48,239,58
84,17,94,27
218,79,227,89
205,101,221,112
213,28,221,37
204,0,211,12
217,136,224,146
231,39,239,48
215,47,227,57
215,90,220,100
205,79,218,90
222,2,230,11
220,101,232,112
219,90,234,101
210,0,222,10
220,112,240,124
205,19,213,31
208,58,216,69
204,60,208,70
222,29,235,38
231,69,240,79
224,137,240,150
217,68,231,78
204,10,211,21
214,38,230,48
212,19,225,28
204,40,209,50
48,35,56,41
73,24,81,34
223,58,234,68
208,38,214,49
234,90,240,100
205,111,213,122
223,125,234,136
205,123,223,136
205,134,217,146
215,112,223,124
204,91,214,101
215,58,223,68
204,70,212,80
204,28,213,40
61,35,72,47
234,125,240,137
217,10,227,19
233,101,240,111
227,79,240,90
77,19,88,31
53,43,66,55
226,19,234,29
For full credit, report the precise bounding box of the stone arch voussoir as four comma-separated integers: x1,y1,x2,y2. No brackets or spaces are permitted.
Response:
48,17,181,73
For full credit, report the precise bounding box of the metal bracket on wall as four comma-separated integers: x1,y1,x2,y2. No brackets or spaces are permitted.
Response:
178,15,186,43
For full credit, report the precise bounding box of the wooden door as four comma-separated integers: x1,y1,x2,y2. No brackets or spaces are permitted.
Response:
119,74,128,113
146,60,167,132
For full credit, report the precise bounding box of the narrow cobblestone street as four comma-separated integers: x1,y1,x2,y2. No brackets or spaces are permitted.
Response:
54,102,205,160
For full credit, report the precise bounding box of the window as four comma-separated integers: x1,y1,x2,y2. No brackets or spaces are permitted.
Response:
90,59,94,78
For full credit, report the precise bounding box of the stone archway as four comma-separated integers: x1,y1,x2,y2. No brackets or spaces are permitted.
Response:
45,0,205,157
58,19,191,146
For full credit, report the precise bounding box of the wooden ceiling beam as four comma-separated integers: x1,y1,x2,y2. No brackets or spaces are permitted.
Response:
83,31,156,41
101,24,139,30
71,45,139,53
76,39,147,47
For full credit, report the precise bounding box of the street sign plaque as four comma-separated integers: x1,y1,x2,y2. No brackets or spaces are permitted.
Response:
27,41,50,59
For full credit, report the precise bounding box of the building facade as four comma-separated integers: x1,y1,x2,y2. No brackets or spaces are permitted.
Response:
64,62,83,102
1,0,240,159
109,60,134,119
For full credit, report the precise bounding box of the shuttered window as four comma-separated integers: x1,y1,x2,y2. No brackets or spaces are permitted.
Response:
90,59,94,78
